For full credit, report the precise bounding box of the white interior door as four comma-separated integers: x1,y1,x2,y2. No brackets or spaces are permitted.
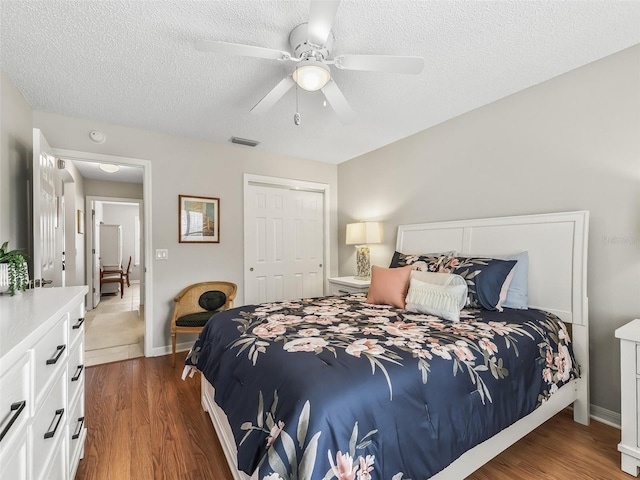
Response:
32,128,62,287
289,190,324,299
245,184,325,304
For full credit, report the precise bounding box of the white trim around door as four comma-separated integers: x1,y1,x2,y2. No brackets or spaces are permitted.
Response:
53,148,153,358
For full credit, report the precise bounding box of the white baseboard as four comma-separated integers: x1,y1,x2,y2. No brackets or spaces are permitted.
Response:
148,341,194,358
591,404,621,429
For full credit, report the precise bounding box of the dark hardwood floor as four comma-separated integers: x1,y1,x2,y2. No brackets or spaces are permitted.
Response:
76,353,626,480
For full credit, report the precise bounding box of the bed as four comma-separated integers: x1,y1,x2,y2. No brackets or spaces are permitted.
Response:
183,211,590,479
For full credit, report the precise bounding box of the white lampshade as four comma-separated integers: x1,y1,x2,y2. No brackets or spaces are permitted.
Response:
293,59,331,91
346,222,381,245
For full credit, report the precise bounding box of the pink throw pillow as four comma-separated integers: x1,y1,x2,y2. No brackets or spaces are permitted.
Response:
366,265,413,309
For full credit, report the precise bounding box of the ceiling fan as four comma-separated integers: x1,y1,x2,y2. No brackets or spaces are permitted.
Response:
195,0,424,124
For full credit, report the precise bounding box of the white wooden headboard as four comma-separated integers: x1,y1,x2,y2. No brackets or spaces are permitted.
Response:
396,211,590,423
396,211,589,325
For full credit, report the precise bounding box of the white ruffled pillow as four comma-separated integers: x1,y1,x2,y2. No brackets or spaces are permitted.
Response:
405,271,468,322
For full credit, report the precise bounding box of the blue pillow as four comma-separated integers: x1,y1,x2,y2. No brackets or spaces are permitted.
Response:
443,256,517,311
492,252,528,310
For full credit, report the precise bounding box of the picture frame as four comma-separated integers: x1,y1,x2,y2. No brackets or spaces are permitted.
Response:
179,195,220,243
77,209,84,234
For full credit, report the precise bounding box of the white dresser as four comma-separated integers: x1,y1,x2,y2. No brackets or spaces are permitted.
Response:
616,319,640,477
0,286,88,480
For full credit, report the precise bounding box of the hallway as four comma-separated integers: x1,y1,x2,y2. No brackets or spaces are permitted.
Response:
85,283,144,366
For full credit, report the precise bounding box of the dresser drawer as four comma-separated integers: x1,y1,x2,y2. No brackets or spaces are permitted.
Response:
68,392,86,474
0,353,31,446
33,315,68,405
68,340,84,406
32,370,66,480
40,432,67,480
329,283,368,295
0,429,28,480
637,377,640,448
68,301,86,349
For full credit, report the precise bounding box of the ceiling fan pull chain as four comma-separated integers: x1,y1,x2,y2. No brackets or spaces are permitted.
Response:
294,76,301,126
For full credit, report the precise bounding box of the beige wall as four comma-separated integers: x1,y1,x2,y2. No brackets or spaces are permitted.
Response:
338,45,640,415
84,178,143,199
0,70,33,257
32,111,339,353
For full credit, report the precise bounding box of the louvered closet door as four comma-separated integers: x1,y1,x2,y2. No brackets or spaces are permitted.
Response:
245,184,325,305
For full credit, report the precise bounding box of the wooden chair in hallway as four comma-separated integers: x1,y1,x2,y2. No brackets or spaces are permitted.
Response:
100,256,132,298
121,256,132,287
170,281,237,367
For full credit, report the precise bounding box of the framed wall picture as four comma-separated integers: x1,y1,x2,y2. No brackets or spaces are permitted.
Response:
179,195,220,243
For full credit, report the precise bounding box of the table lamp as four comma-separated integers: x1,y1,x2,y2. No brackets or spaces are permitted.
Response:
346,222,381,280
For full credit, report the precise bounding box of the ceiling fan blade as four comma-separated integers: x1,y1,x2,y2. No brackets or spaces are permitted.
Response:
333,55,424,74
195,40,292,61
251,76,296,115
321,80,356,125
307,0,340,46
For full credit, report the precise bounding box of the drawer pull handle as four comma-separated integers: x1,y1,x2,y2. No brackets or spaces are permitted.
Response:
72,416,85,440
44,408,65,439
46,345,66,365
338,290,349,294
71,364,84,382
72,317,85,329
0,400,26,442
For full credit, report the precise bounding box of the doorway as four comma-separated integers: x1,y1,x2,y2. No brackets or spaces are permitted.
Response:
53,148,153,362
84,198,144,366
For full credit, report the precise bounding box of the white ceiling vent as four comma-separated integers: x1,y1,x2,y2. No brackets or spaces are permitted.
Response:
230,137,260,147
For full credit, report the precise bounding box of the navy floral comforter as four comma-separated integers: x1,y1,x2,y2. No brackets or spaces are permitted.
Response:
184,294,578,480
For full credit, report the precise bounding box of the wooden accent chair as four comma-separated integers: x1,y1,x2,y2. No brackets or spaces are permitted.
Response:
170,281,238,367
121,256,132,287
100,256,132,298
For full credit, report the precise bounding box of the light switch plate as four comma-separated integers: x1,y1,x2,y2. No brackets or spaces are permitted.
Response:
155,249,168,260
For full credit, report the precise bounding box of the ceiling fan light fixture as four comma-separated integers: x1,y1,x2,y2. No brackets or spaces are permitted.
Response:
293,59,331,91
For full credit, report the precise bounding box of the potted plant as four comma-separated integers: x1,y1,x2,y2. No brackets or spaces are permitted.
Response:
0,242,29,295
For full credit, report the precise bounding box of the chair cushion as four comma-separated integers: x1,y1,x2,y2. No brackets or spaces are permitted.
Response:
199,290,227,311
175,311,214,327
102,273,121,280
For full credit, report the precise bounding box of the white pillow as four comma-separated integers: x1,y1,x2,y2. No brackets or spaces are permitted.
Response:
405,273,468,322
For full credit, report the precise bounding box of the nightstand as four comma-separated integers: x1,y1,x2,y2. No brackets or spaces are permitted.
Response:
328,276,370,295
615,319,640,477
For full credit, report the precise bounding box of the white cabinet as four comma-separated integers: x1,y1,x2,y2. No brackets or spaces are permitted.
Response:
100,224,122,269
0,286,88,480
328,276,370,295
616,319,640,477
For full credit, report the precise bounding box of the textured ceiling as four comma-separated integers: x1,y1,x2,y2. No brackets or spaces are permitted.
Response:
69,158,143,184
1,1,639,164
